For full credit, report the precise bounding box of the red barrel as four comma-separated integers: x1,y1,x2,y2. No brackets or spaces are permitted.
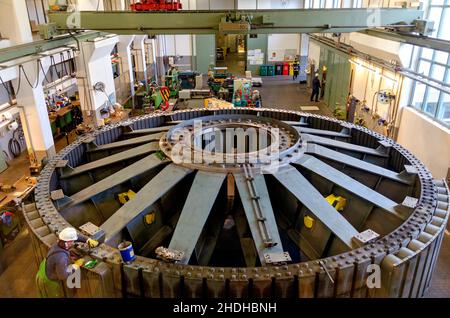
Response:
282,62,290,76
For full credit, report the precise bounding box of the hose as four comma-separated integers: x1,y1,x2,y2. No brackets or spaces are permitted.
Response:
20,62,41,89
2,150,11,162
8,138,21,158
7,120,25,158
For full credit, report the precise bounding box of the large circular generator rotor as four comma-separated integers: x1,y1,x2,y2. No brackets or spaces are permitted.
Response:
27,108,449,298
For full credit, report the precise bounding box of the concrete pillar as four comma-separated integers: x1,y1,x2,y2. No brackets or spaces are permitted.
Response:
103,0,126,10
14,57,55,164
299,34,310,82
0,0,33,45
144,38,157,83
155,36,166,84
116,35,135,104
132,35,148,87
76,0,104,11
76,35,119,127
341,0,353,8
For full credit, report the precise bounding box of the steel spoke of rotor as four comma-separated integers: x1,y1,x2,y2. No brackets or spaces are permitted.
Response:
168,171,227,264
294,155,406,220
234,171,284,265
296,127,351,139
272,166,358,249
305,143,414,185
88,133,165,152
64,154,169,208
123,125,176,136
61,142,160,179
194,209,225,266
303,134,389,157
101,164,193,241
139,212,180,257
282,120,309,127
234,212,259,267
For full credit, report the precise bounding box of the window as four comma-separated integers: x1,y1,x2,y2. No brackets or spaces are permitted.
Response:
428,7,442,37
437,93,450,124
407,0,450,127
424,87,440,116
411,82,427,109
435,51,448,64
441,8,450,40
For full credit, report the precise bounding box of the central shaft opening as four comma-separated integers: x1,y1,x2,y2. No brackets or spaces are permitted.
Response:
193,124,274,155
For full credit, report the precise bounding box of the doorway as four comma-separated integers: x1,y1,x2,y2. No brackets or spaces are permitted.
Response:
215,34,247,76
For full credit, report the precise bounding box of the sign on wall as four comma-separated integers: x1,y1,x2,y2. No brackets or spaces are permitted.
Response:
248,49,264,65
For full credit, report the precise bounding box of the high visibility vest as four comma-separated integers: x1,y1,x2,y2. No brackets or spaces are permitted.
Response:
35,251,66,298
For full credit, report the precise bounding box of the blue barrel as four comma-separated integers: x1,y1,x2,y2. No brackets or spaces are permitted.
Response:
118,241,136,263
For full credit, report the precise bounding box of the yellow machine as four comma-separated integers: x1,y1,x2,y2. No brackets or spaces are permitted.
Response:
325,194,347,212
118,190,136,205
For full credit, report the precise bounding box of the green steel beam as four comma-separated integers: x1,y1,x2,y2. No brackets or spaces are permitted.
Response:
0,31,104,64
47,9,423,35
359,29,450,53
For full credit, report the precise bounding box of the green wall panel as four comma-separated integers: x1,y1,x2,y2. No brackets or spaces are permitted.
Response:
246,34,268,76
195,34,216,74
318,46,351,116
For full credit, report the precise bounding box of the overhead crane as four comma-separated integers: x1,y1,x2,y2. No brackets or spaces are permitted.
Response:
1,7,443,65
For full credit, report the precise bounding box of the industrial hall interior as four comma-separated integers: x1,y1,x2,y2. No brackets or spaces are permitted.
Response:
0,0,449,300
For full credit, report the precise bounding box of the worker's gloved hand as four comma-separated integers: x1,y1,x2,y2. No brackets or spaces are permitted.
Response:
86,238,99,248
74,258,85,268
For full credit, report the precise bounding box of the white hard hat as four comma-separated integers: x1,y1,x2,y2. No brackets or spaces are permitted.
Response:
59,227,78,242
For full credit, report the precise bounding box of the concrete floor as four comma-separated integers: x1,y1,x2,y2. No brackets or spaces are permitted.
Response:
0,131,78,298
216,52,333,116
0,77,448,298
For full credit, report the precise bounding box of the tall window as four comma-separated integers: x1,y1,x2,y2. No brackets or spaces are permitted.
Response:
408,0,450,127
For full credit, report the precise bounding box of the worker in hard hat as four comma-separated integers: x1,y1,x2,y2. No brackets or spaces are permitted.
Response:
310,73,321,102
35,227,99,298
292,59,300,81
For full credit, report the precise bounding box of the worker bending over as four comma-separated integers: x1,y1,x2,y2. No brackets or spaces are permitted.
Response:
35,227,99,298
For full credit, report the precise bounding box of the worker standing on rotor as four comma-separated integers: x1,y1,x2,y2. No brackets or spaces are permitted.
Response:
35,227,99,298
